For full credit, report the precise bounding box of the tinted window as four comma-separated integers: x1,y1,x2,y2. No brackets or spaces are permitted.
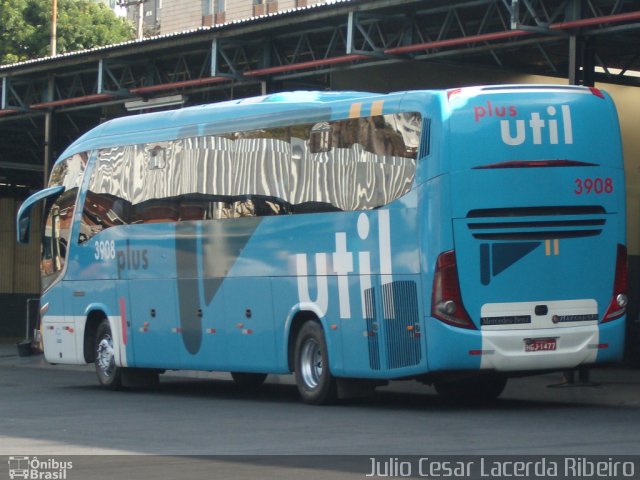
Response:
79,112,421,242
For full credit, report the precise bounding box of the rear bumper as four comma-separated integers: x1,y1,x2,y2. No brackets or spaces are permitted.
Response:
479,325,599,371
426,317,625,373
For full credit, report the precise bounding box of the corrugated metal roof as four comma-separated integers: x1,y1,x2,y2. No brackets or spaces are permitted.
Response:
0,0,354,72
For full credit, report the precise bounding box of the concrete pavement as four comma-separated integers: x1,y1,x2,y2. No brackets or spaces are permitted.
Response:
2,337,640,408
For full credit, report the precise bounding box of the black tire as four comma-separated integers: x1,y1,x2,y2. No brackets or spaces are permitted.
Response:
94,319,122,389
94,319,160,389
294,321,337,405
434,374,507,403
231,372,268,392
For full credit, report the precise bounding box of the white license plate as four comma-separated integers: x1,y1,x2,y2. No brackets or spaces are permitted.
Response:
524,338,557,352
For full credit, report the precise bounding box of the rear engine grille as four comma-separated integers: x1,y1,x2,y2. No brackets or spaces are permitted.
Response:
467,206,605,217
364,281,422,371
467,206,607,241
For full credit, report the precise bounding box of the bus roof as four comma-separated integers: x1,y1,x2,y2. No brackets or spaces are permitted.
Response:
55,85,607,165
57,90,395,161
445,84,607,101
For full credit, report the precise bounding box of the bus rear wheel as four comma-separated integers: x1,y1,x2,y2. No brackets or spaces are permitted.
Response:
94,319,122,389
294,321,337,405
434,374,507,403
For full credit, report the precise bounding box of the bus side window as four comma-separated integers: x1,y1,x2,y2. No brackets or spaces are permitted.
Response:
76,111,422,237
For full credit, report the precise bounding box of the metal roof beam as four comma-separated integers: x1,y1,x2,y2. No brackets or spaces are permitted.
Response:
0,0,638,116
213,37,258,78
0,162,44,172
98,59,136,96
1,77,30,112
346,11,411,57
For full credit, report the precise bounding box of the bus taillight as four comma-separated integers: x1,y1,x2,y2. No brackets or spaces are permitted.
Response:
603,244,628,323
431,250,476,330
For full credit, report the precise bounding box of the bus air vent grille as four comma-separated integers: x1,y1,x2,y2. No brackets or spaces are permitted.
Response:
467,206,605,218
382,281,422,370
364,288,381,371
466,206,606,241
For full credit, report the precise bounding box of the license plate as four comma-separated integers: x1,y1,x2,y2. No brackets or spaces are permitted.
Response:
524,338,557,352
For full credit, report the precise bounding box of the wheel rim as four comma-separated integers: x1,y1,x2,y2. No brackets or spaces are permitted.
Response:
96,333,115,378
300,338,323,389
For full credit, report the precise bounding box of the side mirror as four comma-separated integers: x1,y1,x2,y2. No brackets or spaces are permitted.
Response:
18,215,31,244
16,186,64,244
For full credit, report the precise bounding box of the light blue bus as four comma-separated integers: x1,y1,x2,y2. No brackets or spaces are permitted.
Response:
17,86,627,404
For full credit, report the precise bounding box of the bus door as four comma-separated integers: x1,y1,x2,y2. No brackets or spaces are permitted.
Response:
40,184,82,364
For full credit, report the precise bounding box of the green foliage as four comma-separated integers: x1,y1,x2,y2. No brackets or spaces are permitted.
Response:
0,0,134,65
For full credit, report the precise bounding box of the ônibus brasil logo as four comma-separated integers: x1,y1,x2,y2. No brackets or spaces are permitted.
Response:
8,456,73,480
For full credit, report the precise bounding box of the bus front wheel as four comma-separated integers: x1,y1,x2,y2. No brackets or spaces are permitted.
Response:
294,321,337,405
94,319,122,389
94,319,159,389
